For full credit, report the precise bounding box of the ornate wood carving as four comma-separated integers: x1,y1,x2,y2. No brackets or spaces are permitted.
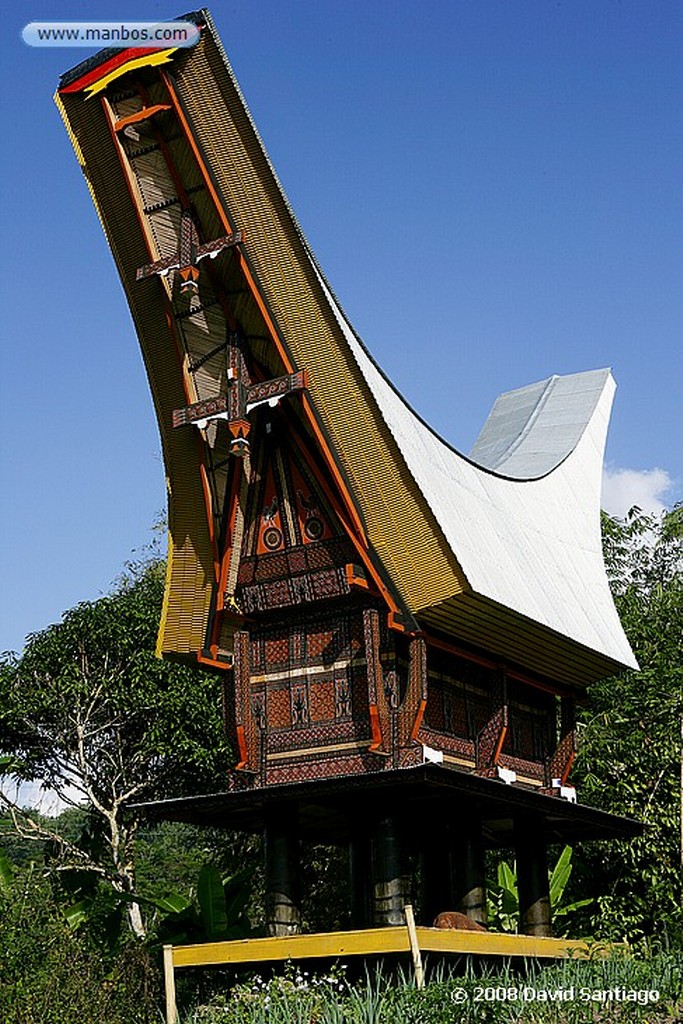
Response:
475,670,508,776
398,634,428,747
363,608,390,755
233,628,259,773
545,695,576,787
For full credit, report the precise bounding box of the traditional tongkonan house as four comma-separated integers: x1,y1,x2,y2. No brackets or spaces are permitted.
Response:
56,10,640,941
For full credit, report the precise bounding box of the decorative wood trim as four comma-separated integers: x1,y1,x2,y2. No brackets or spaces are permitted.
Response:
545,696,577,788
363,609,386,753
475,670,508,775
399,635,427,745
233,629,257,772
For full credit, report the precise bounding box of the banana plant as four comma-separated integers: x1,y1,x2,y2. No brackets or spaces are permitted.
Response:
487,845,593,933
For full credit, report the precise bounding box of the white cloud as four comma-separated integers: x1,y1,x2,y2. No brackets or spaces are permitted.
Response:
602,466,676,519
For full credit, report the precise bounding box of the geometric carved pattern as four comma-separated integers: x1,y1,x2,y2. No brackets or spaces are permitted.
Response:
545,695,576,787
233,629,258,773
235,420,356,617
475,670,508,776
363,608,390,754
398,634,427,746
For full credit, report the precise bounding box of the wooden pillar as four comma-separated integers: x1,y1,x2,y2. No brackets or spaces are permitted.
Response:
515,816,552,936
451,810,488,926
264,806,301,936
349,829,373,929
372,814,410,926
421,824,453,925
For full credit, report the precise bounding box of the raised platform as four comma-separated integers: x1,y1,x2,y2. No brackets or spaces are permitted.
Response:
138,762,642,847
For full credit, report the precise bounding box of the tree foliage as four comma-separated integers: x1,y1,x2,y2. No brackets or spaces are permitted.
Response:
0,862,159,1024
571,504,683,943
0,560,230,935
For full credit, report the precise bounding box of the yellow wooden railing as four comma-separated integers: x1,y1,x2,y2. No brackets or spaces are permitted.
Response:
163,906,597,1024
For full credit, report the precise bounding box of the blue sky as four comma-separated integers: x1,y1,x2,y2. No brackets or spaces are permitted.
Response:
1,1,681,656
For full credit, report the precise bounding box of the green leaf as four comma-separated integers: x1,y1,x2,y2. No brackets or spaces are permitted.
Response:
554,897,594,917
151,892,193,915
223,867,253,925
549,845,573,907
62,899,90,930
197,864,228,940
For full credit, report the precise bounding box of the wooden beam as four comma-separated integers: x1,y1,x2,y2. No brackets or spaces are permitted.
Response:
451,810,488,927
515,816,552,937
163,944,178,1024
264,807,301,936
169,926,605,968
404,905,424,990
372,815,409,926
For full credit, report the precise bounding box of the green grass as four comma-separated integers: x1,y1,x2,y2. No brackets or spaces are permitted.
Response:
182,952,683,1024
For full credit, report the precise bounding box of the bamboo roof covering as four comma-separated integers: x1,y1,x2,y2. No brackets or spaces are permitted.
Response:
56,10,636,688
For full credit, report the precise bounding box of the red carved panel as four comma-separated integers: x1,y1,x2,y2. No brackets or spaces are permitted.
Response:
256,461,285,555
265,750,388,787
267,687,292,730
255,553,290,581
266,720,362,753
305,544,335,569
309,679,336,723
287,549,307,574
265,636,289,666
307,630,334,658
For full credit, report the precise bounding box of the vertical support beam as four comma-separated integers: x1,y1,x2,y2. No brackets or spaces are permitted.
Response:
451,809,488,927
404,904,425,989
264,805,302,936
233,628,259,772
476,669,508,776
421,823,453,924
349,828,373,929
515,816,552,937
545,695,577,789
372,814,410,926
363,608,391,755
163,945,177,1024
399,634,428,746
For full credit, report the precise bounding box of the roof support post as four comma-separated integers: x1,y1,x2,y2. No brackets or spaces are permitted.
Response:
264,805,301,936
349,827,373,929
450,808,488,927
421,823,453,925
515,815,552,937
372,813,410,927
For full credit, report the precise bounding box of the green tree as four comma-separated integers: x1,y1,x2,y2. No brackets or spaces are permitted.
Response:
0,560,231,937
0,861,159,1024
571,504,683,943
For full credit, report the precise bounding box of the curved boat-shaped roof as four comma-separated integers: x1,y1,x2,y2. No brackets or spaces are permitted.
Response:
469,369,613,478
56,9,637,686
327,278,634,669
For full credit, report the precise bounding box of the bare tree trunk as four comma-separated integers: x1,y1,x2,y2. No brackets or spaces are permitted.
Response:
127,896,146,938
110,809,146,939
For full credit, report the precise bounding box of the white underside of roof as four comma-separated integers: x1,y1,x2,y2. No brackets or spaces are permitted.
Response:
314,274,637,672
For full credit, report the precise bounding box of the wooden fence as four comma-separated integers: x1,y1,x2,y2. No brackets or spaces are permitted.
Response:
163,906,597,1024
